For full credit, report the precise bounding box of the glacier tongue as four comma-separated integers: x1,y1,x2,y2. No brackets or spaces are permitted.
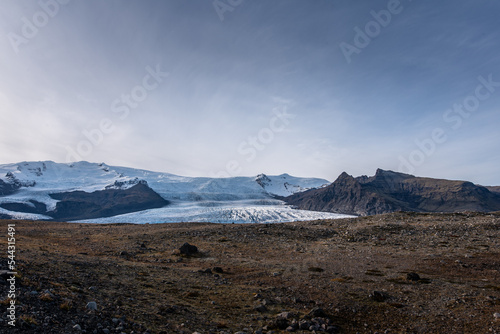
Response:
75,200,354,224
0,161,344,223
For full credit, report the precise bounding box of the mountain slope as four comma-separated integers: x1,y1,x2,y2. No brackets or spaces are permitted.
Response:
48,183,169,221
255,173,328,196
285,169,500,216
487,186,500,195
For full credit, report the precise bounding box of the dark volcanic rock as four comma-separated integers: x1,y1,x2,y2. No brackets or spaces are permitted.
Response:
48,183,169,221
179,243,198,256
308,307,327,318
285,169,500,216
407,272,421,281
0,200,47,215
370,290,389,302
0,179,21,196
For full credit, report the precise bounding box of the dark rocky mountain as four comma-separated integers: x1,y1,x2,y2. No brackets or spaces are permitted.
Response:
285,169,500,216
0,183,169,221
0,172,36,196
0,179,19,196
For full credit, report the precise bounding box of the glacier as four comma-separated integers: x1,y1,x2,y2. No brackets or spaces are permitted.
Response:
0,161,354,223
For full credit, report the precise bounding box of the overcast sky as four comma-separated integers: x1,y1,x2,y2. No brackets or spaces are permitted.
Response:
1,0,499,185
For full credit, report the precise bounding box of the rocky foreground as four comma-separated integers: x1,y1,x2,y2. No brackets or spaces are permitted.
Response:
1,212,500,333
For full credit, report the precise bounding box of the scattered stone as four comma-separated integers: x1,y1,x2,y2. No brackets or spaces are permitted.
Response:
179,243,198,256
299,320,312,330
271,317,290,330
86,301,97,310
277,311,295,319
262,298,274,305
494,312,500,320
299,320,311,330
326,325,341,333
0,270,11,280
198,268,212,274
308,307,327,318
213,266,224,273
407,272,421,281
255,304,268,313
73,324,82,331
370,291,389,302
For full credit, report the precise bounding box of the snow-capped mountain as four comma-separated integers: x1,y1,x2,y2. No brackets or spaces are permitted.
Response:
255,173,327,197
0,161,350,223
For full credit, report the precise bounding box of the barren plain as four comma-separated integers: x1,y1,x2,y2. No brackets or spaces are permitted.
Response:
1,212,499,333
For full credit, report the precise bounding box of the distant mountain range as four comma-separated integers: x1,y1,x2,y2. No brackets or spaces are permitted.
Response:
0,161,339,223
285,169,500,216
1,161,499,222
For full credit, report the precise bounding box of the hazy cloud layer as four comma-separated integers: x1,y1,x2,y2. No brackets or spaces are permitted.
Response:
0,0,499,185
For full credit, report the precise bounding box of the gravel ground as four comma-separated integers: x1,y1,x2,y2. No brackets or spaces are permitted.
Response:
0,211,499,333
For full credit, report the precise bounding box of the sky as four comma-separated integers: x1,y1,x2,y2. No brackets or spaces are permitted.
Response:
0,0,499,185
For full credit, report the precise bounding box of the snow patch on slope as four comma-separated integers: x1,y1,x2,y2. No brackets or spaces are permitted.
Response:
256,173,328,197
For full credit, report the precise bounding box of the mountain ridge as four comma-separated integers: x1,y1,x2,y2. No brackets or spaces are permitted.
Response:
285,169,500,216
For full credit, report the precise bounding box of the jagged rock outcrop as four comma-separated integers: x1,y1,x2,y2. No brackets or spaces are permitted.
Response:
285,169,500,216
0,172,36,196
105,177,148,190
0,179,20,196
255,174,272,188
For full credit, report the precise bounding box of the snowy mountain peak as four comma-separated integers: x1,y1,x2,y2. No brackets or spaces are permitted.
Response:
255,172,329,197
256,174,272,187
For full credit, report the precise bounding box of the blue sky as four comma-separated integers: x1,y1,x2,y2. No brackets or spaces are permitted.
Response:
0,0,499,185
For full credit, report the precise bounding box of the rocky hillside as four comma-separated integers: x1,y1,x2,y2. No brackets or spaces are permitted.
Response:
285,169,500,216
0,179,18,196
487,186,500,195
